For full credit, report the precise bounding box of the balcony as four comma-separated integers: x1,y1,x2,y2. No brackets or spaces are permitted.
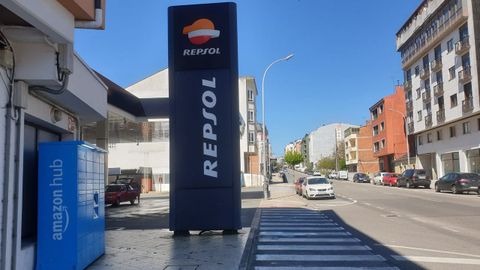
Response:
462,97,474,113
430,58,442,72
420,68,430,80
455,37,470,55
436,109,445,124
458,67,472,84
433,83,443,97
406,100,413,111
425,113,433,128
404,80,412,90
408,122,414,134
422,91,431,103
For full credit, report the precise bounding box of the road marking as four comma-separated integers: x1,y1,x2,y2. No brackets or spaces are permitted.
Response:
260,222,337,226
260,227,344,231
255,267,399,270
256,254,386,261
259,237,361,243
377,244,480,258
392,255,480,265
257,244,371,251
259,231,351,236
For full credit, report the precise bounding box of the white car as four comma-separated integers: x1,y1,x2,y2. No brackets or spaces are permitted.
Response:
328,172,338,179
313,171,322,176
338,170,348,180
302,177,335,200
373,172,389,185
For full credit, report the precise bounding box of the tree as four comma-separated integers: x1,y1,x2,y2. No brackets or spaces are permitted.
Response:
284,150,304,167
316,156,336,170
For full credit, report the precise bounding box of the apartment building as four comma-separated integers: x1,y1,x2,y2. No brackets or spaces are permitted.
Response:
239,77,258,175
344,123,380,173
369,86,408,172
308,123,359,165
0,1,107,269
398,0,480,178
300,133,310,167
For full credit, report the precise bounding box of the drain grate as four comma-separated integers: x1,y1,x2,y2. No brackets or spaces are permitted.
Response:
164,265,199,270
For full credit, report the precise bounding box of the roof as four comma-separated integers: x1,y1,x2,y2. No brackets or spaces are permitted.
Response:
396,0,428,36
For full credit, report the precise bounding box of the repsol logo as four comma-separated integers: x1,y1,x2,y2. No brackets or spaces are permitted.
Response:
49,159,69,240
202,77,218,178
183,48,221,56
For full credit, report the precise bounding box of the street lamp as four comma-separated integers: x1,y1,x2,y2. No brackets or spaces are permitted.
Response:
261,53,294,199
387,108,410,166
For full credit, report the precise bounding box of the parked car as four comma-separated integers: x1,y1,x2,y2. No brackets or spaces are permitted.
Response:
435,172,480,194
338,170,348,180
302,177,335,199
313,171,322,176
105,184,140,206
114,177,141,191
372,172,390,185
294,177,306,195
383,173,400,186
328,172,338,179
397,169,430,188
352,173,370,183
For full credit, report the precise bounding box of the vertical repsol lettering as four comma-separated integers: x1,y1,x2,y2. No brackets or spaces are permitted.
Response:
202,77,218,178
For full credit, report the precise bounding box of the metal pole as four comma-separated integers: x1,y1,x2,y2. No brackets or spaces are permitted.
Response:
261,54,293,199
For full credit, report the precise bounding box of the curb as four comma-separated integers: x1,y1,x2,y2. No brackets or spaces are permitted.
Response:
238,206,262,270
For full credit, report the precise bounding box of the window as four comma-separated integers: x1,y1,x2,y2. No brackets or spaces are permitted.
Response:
437,130,442,141
427,133,432,143
373,125,379,136
438,96,444,110
449,66,455,80
248,131,255,143
450,126,456,137
467,149,480,174
380,122,385,131
374,142,380,152
417,110,422,122
415,66,420,76
462,122,470,134
380,139,385,149
434,44,441,60
426,102,432,114
247,90,254,101
422,55,429,70
464,82,472,99
450,94,457,107
379,105,384,114
418,135,423,146
371,110,378,120
416,88,421,99
424,79,430,91
447,39,453,52
436,71,443,84
442,152,460,174
248,110,254,122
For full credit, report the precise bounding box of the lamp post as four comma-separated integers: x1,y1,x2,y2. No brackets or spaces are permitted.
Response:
387,108,410,167
261,53,293,199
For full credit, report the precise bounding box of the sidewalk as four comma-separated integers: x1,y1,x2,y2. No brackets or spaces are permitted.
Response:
89,186,264,270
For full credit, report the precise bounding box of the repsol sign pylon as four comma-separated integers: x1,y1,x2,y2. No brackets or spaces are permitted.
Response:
168,2,241,234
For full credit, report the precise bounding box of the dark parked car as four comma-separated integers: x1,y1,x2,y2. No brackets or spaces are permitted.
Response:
352,173,370,183
294,177,306,195
105,184,140,206
435,172,480,194
397,169,430,188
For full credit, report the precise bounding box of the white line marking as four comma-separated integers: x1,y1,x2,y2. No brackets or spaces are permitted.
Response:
256,254,386,261
259,237,361,243
260,227,344,231
257,244,371,251
377,244,480,258
254,267,399,270
260,222,337,226
392,255,480,265
259,231,351,236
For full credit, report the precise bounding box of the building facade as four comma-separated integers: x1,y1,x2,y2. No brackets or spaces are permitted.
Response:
308,123,359,165
239,77,258,175
369,86,408,172
0,1,107,269
344,123,380,174
398,0,480,178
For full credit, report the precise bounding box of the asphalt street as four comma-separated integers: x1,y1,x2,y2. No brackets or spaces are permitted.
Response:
269,170,480,269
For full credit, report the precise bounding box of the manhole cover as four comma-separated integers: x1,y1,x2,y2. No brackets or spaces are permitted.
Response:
164,265,199,270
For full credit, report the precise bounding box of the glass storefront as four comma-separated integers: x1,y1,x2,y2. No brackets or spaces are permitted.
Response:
466,149,480,174
441,152,460,174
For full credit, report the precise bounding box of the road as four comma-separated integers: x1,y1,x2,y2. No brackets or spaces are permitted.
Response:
245,170,480,269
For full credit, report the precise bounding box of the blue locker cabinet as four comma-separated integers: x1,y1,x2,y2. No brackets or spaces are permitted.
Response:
37,141,106,270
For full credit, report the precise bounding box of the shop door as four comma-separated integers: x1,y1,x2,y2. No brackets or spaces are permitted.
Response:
22,123,61,246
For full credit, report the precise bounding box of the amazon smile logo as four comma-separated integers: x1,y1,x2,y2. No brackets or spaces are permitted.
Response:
183,18,220,45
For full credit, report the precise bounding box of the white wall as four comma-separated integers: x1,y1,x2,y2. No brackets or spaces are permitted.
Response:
126,68,168,98
238,78,248,172
108,141,170,175
308,123,359,164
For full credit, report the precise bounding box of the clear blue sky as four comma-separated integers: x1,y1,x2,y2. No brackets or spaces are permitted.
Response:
75,0,420,156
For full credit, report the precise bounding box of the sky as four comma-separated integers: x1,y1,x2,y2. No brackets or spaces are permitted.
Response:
75,0,421,156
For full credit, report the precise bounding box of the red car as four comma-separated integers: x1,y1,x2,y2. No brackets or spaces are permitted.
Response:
383,173,400,186
105,184,140,206
294,177,306,195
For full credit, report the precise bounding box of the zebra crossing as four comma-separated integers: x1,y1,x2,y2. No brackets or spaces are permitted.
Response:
250,208,399,270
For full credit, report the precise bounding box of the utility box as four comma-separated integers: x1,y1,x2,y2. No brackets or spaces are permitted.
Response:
37,141,106,270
